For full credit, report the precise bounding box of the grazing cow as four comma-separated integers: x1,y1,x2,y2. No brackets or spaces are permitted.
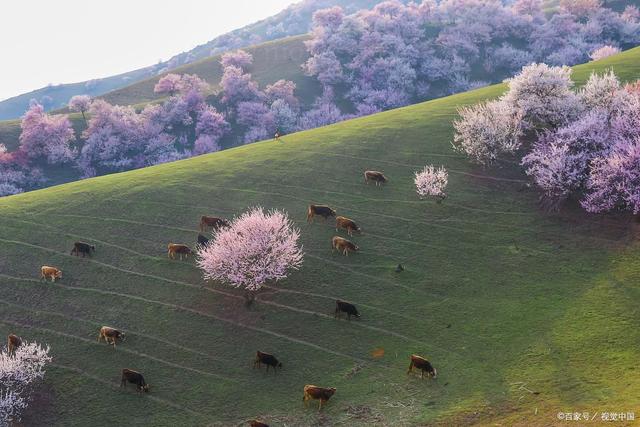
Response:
199,216,229,232
303,385,336,410
7,334,22,356
98,326,125,347
167,244,193,260
254,351,282,373
307,205,336,223
40,266,62,282
335,300,360,321
249,421,269,427
70,241,95,257
331,236,359,256
395,263,404,273
364,170,388,186
335,216,361,236
407,354,437,379
197,234,210,247
120,369,150,393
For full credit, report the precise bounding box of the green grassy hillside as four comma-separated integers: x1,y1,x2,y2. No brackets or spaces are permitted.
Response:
0,48,639,426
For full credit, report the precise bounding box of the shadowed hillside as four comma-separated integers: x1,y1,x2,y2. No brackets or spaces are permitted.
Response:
0,48,639,426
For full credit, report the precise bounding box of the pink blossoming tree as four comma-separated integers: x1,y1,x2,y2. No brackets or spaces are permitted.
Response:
18,102,76,164
220,50,253,70
68,95,92,125
582,137,640,215
197,207,304,304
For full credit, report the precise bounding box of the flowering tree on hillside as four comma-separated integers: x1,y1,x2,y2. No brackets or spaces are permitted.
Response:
265,79,299,109
453,100,523,166
219,66,262,108
154,74,209,98
415,165,448,201
220,50,253,70
582,138,640,214
501,63,582,128
579,70,621,112
590,45,621,61
18,102,75,164
0,340,52,425
77,100,142,177
154,74,183,96
197,207,303,304
559,0,602,18
68,95,92,125
192,105,228,155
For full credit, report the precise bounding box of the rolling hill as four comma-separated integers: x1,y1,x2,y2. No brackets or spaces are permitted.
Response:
0,35,319,155
0,48,639,426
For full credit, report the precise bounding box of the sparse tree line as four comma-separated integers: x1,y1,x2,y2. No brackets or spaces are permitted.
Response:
2,0,639,197
454,64,640,214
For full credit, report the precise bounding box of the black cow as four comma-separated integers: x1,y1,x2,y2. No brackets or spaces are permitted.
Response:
120,368,150,393
71,241,95,257
335,300,360,320
197,234,210,247
307,205,337,223
254,351,282,373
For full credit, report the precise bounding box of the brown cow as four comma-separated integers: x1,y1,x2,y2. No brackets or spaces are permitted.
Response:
254,351,282,373
303,385,336,410
307,205,336,223
364,170,388,186
249,421,269,427
98,326,125,348
331,236,359,256
167,244,193,260
121,368,150,393
199,216,229,232
335,216,361,236
7,334,22,356
40,266,62,282
407,354,437,379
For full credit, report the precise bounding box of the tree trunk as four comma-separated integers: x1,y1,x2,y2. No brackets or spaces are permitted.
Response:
244,290,256,307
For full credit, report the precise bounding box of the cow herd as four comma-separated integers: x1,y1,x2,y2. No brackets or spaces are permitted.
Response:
9,169,438,425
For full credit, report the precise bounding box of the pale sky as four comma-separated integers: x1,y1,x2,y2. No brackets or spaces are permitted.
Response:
0,0,296,101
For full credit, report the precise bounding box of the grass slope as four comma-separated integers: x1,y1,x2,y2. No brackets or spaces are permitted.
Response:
0,49,639,426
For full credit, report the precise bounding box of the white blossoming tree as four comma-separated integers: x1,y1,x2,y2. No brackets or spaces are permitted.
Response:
0,341,52,425
415,165,449,202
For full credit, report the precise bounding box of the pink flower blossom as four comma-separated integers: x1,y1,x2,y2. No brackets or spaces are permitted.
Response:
197,207,303,298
